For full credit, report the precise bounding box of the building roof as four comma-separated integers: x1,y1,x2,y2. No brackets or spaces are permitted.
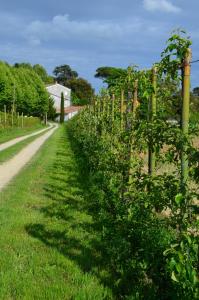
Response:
46,82,71,91
57,106,84,114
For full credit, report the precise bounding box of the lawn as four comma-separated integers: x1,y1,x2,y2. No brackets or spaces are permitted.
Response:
0,125,112,299
0,127,52,163
0,123,46,144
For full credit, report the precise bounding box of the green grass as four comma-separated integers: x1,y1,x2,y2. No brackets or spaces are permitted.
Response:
0,125,112,299
0,123,46,144
0,127,52,163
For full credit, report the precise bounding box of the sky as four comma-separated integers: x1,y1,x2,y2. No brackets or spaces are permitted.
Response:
0,0,198,92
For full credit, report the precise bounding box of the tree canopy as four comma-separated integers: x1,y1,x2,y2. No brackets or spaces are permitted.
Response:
53,65,78,85
95,66,127,87
67,77,94,105
14,62,54,84
0,61,50,117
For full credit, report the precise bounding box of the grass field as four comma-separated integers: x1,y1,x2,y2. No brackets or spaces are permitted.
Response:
0,127,52,163
0,125,112,299
0,124,46,144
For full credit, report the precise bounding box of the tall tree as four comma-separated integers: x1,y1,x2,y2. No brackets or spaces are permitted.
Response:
0,61,49,117
60,92,65,123
53,65,78,85
48,97,56,120
95,66,127,87
67,77,94,105
33,64,54,84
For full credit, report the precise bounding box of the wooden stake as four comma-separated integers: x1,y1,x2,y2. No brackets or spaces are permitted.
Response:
4,105,6,128
132,79,138,116
181,48,191,186
111,94,115,132
148,66,157,175
21,112,24,128
120,90,124,130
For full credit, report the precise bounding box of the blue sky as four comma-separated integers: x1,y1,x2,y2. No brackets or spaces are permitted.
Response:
0,0,198,91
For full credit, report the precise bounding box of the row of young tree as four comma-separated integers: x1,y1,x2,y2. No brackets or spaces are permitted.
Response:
0,61,95,121
70,31,199,299
0,61,51,117
94,67,199,121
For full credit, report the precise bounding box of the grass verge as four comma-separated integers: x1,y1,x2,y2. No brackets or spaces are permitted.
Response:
0,124,112,299
0,124,46,144
0,127,52,163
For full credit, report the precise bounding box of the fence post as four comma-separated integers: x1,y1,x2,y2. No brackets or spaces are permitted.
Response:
111,94,115,132
181,48,192,186
132,79,138,117
17,112,19,127
45,112,48,126
11,110,14,128
120,90,124,130
148,66,157,175
107,95,110,120
4,105,6,128
21,112,24,128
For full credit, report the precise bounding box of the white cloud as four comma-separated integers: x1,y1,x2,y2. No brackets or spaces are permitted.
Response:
23,14,165,46
143,0,181,13
24,14,142,44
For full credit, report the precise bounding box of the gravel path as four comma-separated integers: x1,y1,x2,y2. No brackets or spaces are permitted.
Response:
0,124,58,191
0,124,53,152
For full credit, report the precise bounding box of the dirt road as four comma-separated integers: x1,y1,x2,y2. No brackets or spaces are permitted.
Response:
0,124,58,191
0,124,53,152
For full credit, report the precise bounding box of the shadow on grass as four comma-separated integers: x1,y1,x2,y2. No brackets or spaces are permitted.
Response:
25,124,113,290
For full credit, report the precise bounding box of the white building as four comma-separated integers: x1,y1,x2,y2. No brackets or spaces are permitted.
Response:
46,82,83,121
46,83,71,120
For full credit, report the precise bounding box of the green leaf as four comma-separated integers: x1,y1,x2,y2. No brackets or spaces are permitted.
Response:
175,193,184,205
171,271,179,282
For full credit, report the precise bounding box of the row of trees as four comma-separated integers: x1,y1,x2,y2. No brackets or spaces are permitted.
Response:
70,31,199,299
0,61,95,120
94,66,199,120
0,62,51,117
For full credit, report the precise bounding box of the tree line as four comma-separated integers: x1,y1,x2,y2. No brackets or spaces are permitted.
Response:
0,62,51,117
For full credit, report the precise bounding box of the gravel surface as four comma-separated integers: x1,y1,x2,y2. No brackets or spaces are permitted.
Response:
0,124,58,191
0,124,53,152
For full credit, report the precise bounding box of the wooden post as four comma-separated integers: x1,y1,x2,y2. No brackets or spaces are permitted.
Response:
181,49,191,186
111,94,115,132
45,112,48,126
96,98,99,119
148,66,157,175
93,97,96,116
132,79,138,116
11,110,14,128
4,105,6,128
120,90,124,130
17,112,19,127
102,97,105,118
21,112,24,128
